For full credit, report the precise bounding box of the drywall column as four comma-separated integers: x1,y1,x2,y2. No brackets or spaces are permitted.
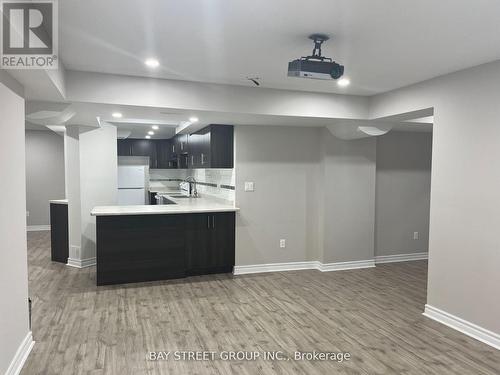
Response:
79,124,118,265
0,81,33,373
320,129,377,265
65,126,82,267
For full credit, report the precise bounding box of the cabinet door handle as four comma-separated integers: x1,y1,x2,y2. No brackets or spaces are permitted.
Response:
181,142,184,151
201,153,204,165
191,155,194,165
172,145,175,153
207,215,210,228
212,215,215,229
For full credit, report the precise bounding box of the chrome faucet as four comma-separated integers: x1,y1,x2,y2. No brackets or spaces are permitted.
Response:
183,176,199,197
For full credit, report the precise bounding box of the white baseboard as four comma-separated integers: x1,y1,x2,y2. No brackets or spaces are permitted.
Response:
5,331,35,375
234,259,375,276
67,257,96,268
319,259,376,271
26,225,50,232
423,304,500,350
234,261,318,275
375,252,428,264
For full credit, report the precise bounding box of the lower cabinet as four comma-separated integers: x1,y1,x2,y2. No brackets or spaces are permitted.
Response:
186,212,235,275
96,212,235,285
50,203,69,263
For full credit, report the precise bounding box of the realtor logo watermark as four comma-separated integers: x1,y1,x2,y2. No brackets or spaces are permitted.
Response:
0,0,58,69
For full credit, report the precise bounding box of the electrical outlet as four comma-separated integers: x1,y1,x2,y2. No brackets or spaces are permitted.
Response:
413,231,419,240
244,182,254,192
280,239,286,248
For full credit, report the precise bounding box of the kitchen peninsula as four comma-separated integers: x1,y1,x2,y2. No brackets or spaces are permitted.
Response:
91,194,239,286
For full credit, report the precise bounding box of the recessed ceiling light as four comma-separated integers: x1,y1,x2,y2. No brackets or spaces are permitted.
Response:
337,78,350,87
189,117,199,123
112,112,122,118
145,135,151,139
148,131,154,135
145,58,159,68
152,125,159,130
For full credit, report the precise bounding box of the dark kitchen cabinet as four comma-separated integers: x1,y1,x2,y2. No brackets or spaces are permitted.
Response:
155,139,177,169
116,124,233,170
173,133,189,155
190,125,233,169
131,139,157,168
95,211,236,285
50,203,69,263
117,139,157,168
186,212,235,275
96,214,187,285
117,139,133,156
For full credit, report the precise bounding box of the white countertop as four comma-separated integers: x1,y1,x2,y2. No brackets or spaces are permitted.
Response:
91,195,239,216
50,199,68,205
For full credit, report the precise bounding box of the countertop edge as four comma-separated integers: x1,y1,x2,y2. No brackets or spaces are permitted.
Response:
90,207,240,216
50,199,68,205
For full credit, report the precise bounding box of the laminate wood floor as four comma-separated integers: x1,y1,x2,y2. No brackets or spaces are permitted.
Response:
22,231,500,374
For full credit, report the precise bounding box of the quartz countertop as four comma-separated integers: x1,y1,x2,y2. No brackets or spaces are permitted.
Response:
91,195,239,216
50,199,68,205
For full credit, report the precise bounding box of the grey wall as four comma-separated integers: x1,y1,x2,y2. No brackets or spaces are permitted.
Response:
234,126,377,266
375,131,432,256
235,126,322,265
321,130,377,263
0,82,30,374
25,130,65,226
370,60,500,335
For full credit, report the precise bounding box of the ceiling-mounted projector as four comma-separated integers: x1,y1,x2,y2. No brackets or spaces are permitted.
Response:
288,34,344,80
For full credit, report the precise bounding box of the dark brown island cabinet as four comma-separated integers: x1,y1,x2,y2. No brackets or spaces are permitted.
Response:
49,202,69,263
117,124,233,170
95,212,235,286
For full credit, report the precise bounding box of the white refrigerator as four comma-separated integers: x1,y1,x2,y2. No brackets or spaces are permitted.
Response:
117,165,148,205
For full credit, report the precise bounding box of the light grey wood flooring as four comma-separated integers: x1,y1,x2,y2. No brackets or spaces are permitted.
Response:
21,231,500,374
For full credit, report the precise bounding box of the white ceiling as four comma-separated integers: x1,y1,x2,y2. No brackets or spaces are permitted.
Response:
60,0,500,95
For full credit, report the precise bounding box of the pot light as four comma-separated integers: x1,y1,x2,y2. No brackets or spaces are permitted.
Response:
145,135,151,139
148,131,154,135
337,78,350,87
152,125,159,130
145,58,159,68
189,117,199,123
112,112,122,118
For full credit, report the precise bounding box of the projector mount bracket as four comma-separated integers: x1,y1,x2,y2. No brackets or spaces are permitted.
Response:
302,34,332,62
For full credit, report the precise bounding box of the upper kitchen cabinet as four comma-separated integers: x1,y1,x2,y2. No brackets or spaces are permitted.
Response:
130,139,158,168
117,139,133,156
173,133,189,155
156,139,177,169
190,124,233,169
117,139,157,168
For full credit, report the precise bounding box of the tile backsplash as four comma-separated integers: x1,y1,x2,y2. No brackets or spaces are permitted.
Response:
149,169,235,202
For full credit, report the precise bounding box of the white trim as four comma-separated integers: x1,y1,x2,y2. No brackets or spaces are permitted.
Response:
67,257,96,268
233,259,375,276
423,304,500,350
5,331,35,375
375,252,428,264
234,261,318,275
319,259,376,272
27,225,50,232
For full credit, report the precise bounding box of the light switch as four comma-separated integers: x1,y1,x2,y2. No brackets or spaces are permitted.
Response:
244,182,254,192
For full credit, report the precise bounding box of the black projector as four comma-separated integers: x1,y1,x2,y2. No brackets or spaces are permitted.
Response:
288,34,345,81
288,59,344,80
